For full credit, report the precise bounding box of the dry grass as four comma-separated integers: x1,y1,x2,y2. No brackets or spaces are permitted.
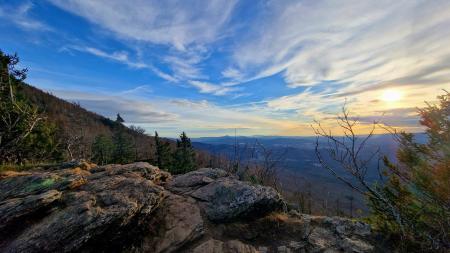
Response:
266,212,289,222
0,163,56,173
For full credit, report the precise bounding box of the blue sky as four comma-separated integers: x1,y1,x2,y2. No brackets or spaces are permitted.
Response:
1,0,449,137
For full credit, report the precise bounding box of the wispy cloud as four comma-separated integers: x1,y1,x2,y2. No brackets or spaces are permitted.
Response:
0,2,52,31
64,45,178,82
119,85,153,97
48,0,237,50
48,0,242,95
48,88,306,137
189,81,236,96
164,54,206,80
50,89,177,123
232,1,450,90
4,1,448,135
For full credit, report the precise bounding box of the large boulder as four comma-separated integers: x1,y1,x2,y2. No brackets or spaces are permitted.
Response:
169,168,285,222
167,168,231,194
190,177,285,222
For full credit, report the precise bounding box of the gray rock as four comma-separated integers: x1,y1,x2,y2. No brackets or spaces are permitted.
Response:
277,245,291,253
190,177,284,222
192,239,258,253
0,190,61,230
0,162,167,253
0,163,378,253
0,168,89,201
192,239,225,253
258,246,269,253
340,237,374,253
288,240,306,250
353,222,371,237
308,227,337,251
140,194,204,253
167,168,231,194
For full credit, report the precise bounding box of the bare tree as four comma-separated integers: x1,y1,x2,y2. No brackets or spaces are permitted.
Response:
312,105,405,232
0,52,43,163
232,139,288,191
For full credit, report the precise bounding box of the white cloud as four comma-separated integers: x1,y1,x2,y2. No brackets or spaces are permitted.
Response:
48,0,241,94
232,0,450,91
66,45,178,82
120,85,153,97
221,67,244,81
50,89,178,123
14,0,448,134
47,88,306,137
188,81,236,96
48,0,237,50
164,54,205,80
170,99,210,109
0,2,52,31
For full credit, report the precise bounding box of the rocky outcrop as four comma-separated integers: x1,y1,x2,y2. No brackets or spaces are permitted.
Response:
169,168,284,222
0,162,379,253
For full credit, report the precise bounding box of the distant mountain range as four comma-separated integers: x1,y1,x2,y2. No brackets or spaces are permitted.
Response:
192,134,426,215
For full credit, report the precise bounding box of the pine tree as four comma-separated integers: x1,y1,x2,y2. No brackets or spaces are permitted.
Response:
116,113,124,123
368,91,450,251
154,131,172,171
92,134,114,165
172,132,196,174
112,129,135,164
20,121,64,163
0,50,61,164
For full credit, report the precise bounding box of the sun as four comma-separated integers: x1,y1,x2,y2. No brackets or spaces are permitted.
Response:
381,89,402,102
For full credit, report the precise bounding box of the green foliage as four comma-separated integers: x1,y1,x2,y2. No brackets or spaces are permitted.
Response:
19,121,64,162
172,132,196,174
154,131,198,174
368,91,450,252
25,178,56,192
0,50,62,164
112,129,135,164
154,131,173,171
92,134,114,165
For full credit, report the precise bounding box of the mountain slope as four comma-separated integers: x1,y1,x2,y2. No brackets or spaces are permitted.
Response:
16,83,211,166
17,83,155,161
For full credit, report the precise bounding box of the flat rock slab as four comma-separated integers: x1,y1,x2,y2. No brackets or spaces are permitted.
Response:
0,163,168,253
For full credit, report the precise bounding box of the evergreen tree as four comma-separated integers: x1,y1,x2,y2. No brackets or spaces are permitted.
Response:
112,129,135,164
154,131,172,171
172,132,196,174
0,50,61,163
368,91,450,251
92,134,114,165
116,113,124,123
19,121,64,163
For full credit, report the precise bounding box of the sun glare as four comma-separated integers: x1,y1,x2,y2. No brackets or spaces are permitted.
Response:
381,89,402,102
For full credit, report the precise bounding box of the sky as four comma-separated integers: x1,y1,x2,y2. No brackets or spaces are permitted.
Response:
1,0,449,137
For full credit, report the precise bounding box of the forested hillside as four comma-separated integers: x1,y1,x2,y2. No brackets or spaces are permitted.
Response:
0,51,211,169
19,83,154,161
